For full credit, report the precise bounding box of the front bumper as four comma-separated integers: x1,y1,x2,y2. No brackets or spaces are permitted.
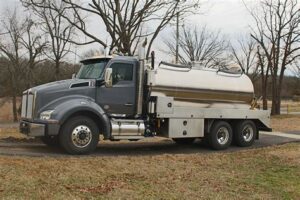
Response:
20,120,60,137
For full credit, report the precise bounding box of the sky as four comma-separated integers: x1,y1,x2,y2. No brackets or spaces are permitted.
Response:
157,0,256,61
0,0,257,62
192,0,254,36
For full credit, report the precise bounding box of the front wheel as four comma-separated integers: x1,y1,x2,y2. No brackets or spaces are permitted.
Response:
59,116,99,155
208,121,233,150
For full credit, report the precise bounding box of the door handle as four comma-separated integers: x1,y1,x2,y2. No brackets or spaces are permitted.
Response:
125,103,133,106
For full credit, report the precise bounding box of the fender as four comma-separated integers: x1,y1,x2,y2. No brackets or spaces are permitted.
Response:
45,97,111,138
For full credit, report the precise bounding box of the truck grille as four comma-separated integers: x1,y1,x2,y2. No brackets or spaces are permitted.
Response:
21,90,36,119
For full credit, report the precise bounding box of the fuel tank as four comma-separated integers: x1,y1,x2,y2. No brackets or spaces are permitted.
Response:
147,64,254,105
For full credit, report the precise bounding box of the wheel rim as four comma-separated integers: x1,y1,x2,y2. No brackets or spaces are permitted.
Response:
71,125,92,148
242,124,254,142
217,127,229,145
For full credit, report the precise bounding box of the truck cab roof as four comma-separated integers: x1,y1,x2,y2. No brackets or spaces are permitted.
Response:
80,55,138,63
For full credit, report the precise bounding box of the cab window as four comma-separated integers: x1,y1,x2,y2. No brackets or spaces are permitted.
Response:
110,63,134,85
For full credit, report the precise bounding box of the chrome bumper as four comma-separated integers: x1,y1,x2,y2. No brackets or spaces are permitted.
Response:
20,121,45,137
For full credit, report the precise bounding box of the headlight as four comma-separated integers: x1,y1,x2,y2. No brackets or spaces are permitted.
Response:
40,110,54,120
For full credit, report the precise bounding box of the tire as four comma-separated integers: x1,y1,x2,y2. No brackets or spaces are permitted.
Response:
208,121,233,150
40,136,59,147
172,138,195,145
59,116,100,155
234,120,256,147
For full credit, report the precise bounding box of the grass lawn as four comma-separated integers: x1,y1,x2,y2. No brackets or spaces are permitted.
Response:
271,115,300,132
0,128,25,139
0,143,299,199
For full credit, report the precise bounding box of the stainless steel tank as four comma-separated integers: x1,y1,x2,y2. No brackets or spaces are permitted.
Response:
147,64,254,104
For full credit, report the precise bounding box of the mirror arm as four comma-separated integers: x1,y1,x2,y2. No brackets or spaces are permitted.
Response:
96,79,105,87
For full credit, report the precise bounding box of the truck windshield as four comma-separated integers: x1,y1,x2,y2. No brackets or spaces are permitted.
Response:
76,60,108,79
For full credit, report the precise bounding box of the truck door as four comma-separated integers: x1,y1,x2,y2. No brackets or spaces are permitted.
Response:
96,61,137,117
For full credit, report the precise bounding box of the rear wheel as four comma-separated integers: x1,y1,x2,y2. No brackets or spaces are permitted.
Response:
40,136,59,147
172,138,195,145
208,121,232,150
234,120,256,147
59,116,99,155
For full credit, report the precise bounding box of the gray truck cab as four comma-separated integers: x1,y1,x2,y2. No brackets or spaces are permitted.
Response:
20,55,143,154
95,57,139,117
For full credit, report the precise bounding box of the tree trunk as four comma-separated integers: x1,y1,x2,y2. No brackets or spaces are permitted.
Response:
275,70,285,115
10,72,19,122
271,68,285,115
271,76,280,115
55,61,60,81
27,67,34,88
262,84,268,110
271,88,276,115
260,63,269,110
271,96,281,115
276,94,281,114
122,40,132,56
261,71,267,110
12,93,18,122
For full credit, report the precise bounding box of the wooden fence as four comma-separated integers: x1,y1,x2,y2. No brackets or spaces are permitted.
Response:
286,104,300,114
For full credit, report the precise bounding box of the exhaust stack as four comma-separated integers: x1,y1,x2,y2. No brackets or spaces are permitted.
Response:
136,39,147,117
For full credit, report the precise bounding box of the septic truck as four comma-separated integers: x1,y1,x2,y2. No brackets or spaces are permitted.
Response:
19,49,271,154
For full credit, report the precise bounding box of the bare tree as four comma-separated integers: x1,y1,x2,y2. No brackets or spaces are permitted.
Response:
22,0,75,80
248,0,300,115
22,0,201,57
0,8,46,121
164,25,227,67
21,18,47,87
0,10,26,121
230,36,259,80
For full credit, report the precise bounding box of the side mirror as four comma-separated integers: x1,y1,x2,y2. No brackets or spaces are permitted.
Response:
104,68,113,88
72,73,76,79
